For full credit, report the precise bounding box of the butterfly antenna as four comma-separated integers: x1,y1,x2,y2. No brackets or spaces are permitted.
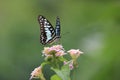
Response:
62,32,70,36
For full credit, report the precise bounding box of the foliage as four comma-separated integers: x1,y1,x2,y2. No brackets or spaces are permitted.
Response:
30,45,83,80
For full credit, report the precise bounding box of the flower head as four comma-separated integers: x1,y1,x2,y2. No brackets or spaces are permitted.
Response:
68,49,83,59
56,50,66,57
42,45,65,57
30,66,42,79
42,47,50,55
51,45,64,51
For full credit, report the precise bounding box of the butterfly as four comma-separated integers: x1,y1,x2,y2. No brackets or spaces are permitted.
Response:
38,15,61,45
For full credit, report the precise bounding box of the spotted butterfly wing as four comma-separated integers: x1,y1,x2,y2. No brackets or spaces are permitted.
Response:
38,15,60,45
55,16,61,39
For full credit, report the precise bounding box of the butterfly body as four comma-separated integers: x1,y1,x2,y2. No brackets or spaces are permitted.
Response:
38,15,61,45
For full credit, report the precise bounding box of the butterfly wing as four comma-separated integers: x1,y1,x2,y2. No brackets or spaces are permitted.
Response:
55,16,61,39
38,15,56,45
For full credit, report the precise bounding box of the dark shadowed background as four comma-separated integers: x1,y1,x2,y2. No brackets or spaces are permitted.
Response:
0,0,120,80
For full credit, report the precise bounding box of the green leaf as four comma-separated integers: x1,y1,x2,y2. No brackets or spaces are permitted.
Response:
58,56,67,62
41,61,50,67
51,64,71,80
51,74,62,80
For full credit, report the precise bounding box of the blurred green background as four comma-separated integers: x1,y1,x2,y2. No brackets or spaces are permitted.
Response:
0,0,120,80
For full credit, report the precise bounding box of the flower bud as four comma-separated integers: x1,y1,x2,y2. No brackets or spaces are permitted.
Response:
68,49,83,59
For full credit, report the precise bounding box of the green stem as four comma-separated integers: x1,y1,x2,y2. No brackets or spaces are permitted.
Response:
40,75,46,80
53,54,59,69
